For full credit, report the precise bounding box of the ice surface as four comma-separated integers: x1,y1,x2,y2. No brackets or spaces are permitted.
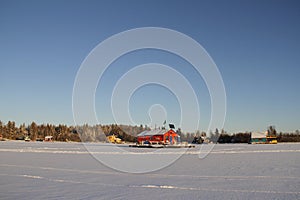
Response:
0,141,299,200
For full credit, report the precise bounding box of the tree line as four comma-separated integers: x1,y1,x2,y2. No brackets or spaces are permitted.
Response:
179,127,300,144
0,120,299,143
0,121,149,142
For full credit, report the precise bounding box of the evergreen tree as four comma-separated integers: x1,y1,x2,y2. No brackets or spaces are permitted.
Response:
29,122,38,141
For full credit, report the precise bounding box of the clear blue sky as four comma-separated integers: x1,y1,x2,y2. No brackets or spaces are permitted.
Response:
1,0,299,133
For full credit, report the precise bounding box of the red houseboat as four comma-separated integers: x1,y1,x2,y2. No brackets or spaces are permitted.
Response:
137,129,180,145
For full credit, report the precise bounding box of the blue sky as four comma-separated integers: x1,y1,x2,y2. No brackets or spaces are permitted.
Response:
1,0,299,133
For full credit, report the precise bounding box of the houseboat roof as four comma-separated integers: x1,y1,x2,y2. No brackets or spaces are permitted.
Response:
251,132,266,138
137,129,171,137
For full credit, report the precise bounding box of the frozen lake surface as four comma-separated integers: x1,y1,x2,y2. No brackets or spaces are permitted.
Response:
1,141,299,200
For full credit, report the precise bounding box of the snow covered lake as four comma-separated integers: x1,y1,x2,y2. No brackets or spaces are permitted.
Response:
1,141,299,199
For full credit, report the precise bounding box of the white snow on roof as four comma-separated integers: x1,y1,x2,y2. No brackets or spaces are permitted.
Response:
251,132,266,139
137,129,167,137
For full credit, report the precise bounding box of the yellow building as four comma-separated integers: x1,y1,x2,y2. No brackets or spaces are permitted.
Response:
106,134,122,144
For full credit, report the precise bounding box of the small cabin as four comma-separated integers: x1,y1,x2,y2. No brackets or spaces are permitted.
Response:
137,129,180,145
44,136,53,142
251,132,267,144
251,132,277,144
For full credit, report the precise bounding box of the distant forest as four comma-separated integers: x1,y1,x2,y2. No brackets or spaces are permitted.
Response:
0,121,146,142
207,128,300,143
0,121,299,143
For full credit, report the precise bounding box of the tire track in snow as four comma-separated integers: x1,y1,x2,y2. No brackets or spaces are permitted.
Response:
1,164,299,181
130,184,300,195
1,148,300,154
